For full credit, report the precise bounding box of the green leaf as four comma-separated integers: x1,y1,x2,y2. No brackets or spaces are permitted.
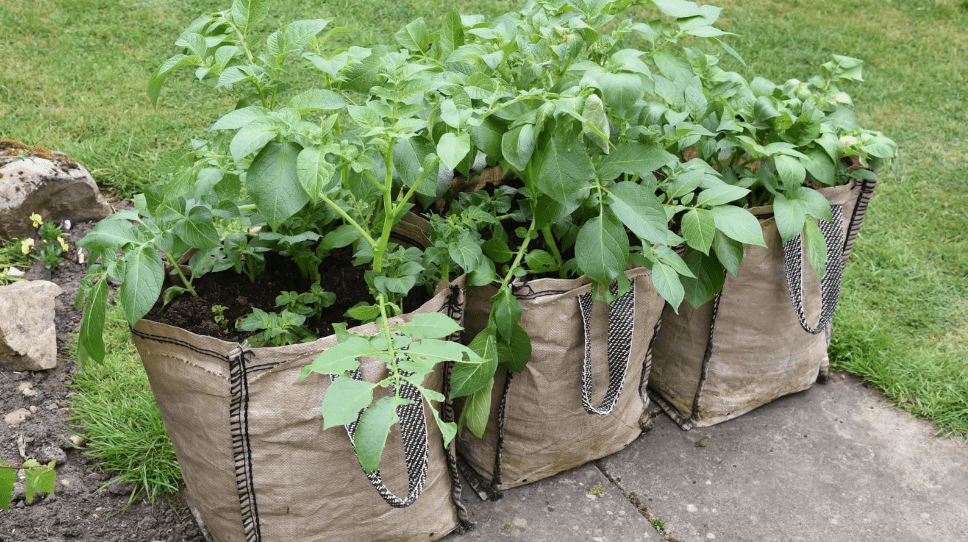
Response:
597,142,677,181
470,117,505,161
405,339,476,371
682,209,716,254
595,72,644,115
652,0,705,19
230,0,270,35
119,246,164,326
321,376,376,430
533,133,594,205
288,89,346,112
148,54,202,106
437,132,471,170
396,312,463,340
78,277,109,364
773,193,806,243
283,19,330,50
320,225,361,252
394,17,431,52
496,324,531,372
581,94,610,154
802,218,828,280
482,238,513,263
301,335,375,377
23,463,55,505
459,376,493,438
775,155,806,191
173,206,221,249
297,145,338,199
0,465,15,510
696,184,750,207
451,330,498,398
803,147,836,186
346,303,381,322
355,396,400,473
680,247,727,308
501,124,536,172
438,11,464,58
246,141,310,229
712,231,744,276
607,181,669,244
212,106,270,130
651,261,685,310
229,120,278,162
711,205,767,247
792,186,833,222
575,212,629,285
393,137,440,197
491,288,522,343
429,403,458,447
525,249,557,273
448,230,483,272
77,218,138,256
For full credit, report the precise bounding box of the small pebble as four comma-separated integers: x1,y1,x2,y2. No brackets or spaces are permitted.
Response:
60,479,71,487
29,405,38,414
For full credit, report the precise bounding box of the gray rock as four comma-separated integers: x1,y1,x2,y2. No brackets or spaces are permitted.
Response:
0,280,63,371
0,142,112,240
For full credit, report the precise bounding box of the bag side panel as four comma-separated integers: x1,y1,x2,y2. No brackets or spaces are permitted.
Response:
693,217,827,426
648,298,716,423
458,269,663,489
132,321,248,542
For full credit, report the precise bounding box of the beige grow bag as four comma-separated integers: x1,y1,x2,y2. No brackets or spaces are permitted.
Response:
132,278,472,542
648,179,876,429
456,267,664,495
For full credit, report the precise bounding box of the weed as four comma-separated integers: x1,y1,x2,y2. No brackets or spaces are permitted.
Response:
589,483,606,497
652,518,666,531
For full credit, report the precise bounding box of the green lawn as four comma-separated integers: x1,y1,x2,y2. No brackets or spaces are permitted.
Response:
2,0,966,497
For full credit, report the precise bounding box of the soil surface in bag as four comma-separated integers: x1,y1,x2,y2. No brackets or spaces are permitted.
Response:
147,245,433,342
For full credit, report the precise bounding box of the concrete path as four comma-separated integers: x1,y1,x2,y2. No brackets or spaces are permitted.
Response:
445,372,968,541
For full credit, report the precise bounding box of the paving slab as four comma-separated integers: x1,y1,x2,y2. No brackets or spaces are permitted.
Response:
443,461,658,541
599,372,968,541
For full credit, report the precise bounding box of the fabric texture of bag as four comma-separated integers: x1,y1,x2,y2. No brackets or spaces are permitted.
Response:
131,278,472,542
648,179,876,429
456,267,664,496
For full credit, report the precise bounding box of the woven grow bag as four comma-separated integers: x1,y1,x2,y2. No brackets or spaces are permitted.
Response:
131,277,472,542
648,179,876,429
456,267,664,496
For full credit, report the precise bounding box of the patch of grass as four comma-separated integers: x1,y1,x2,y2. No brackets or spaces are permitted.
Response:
68,302,182,503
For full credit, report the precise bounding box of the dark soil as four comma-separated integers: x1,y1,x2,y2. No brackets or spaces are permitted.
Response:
1,219,205,542
148,247,372,342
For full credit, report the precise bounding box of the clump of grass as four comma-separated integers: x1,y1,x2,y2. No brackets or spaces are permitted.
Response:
69,301,182,504
0,238,32,285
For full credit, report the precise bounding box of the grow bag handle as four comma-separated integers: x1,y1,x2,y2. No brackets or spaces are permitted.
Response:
339,368,430,509
783,205,846,335
578,281,636,416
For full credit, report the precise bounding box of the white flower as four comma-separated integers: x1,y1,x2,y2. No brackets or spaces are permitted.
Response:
839,135,858,147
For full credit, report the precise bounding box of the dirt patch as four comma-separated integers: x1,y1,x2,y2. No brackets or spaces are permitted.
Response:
0,219,205,541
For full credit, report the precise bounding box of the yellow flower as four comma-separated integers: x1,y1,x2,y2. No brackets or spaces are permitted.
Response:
78,251,86,264
57,236,69,252
29,213,43,228
21,238,35,254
